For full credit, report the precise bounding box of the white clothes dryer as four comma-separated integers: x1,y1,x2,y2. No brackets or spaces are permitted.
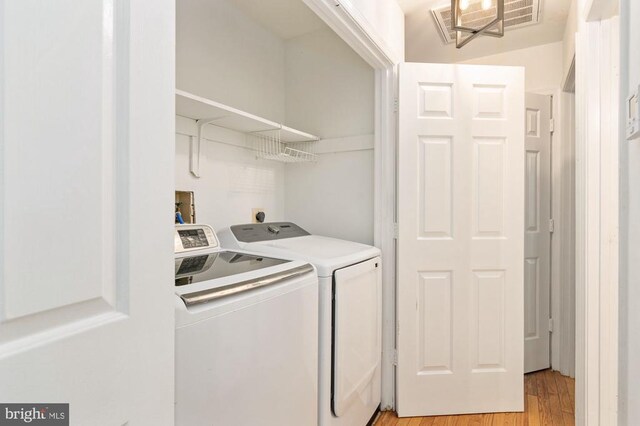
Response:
218,222,382,426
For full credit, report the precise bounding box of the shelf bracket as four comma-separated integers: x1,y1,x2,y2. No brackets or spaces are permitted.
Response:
190,118,219,178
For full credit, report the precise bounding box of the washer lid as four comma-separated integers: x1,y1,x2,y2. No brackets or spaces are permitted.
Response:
241,235,381,277
175,251,291,286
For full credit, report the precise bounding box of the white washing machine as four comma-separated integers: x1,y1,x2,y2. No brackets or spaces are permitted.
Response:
174,224,319,426
218,222,382,426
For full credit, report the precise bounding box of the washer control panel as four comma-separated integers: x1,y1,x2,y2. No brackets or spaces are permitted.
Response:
230,222,309,243
175,224,219,254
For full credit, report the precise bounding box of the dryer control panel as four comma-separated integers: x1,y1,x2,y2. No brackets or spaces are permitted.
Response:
230,222,310,243
175,224,219,254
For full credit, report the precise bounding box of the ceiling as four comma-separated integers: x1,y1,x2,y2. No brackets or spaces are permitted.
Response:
231,0,328,40
400,0,571,63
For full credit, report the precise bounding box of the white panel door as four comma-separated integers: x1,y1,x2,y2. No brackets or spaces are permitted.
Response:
524,93,552,373
397,63,524,416
0,1,175,424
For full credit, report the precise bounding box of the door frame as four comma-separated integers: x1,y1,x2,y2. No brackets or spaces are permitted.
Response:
574,6,620,425
302,0,398,409
557,86,576,379
533,87,577,378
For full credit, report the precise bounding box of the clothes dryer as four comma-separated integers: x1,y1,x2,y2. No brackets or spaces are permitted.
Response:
218,222,382,426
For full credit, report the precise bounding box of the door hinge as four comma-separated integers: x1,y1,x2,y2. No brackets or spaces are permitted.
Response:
548,219,555,233
393,98,398,113
548,318,554,332
393,349,398,366
550,118,555,133
393,223,399,239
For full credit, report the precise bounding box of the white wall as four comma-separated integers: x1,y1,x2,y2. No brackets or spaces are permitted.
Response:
176,1,375,244
460,42,564,92
285,147,374,245
175,118,286,231
283,28,375,244
176,0,287,231
285,28,374,139
619,0,640,423
176,0,286,123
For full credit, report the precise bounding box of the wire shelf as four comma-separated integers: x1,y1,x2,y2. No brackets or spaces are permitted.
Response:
253,130,317,163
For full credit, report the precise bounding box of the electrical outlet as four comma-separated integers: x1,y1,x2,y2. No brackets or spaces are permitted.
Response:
251,208,265,223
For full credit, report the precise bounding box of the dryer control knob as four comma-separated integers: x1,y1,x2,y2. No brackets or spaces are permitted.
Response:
267,225,280,235
255,211,266,223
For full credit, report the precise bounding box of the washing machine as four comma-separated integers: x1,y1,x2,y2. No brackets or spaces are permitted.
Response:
218,222,382,426
174,224,319,426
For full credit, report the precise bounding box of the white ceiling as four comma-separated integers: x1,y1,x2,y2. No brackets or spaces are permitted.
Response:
401,0,571,63
231,0,328,40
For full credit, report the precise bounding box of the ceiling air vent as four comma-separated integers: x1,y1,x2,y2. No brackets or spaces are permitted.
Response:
431,0,541,44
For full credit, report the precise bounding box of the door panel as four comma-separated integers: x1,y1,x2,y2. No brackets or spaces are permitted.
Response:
524,93,552,373
333,257,382,416
0,1,175,424
397,63,524,417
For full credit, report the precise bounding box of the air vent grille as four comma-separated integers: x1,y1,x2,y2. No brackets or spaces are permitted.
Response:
432,0,540,44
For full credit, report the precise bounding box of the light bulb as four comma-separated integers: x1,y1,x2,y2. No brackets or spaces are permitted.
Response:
459,0,470,11
481,0,492,10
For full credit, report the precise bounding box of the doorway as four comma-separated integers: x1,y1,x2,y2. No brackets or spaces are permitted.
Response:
306,1,619,424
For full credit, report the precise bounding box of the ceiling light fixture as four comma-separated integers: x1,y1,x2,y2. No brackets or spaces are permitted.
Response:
451,0,504,49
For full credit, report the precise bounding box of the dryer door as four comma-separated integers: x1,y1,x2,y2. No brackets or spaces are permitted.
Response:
332,257,382,416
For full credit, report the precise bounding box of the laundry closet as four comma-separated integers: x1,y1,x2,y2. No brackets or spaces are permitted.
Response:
175,0,376,244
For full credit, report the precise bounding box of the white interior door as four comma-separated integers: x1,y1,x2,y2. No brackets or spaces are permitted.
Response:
397,62,525,416
524,93,552,373
0,1,175,424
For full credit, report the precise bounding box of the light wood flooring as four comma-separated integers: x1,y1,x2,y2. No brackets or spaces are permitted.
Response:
375,369,574,426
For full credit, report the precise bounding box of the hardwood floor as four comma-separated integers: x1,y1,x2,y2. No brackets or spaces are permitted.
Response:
374,369,574,426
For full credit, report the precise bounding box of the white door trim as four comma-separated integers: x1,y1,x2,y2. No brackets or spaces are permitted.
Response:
302,0,398,409
302,0,395,70
557,88,577,379
374,65,398,410
531,88,578,378
574,11,620,426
